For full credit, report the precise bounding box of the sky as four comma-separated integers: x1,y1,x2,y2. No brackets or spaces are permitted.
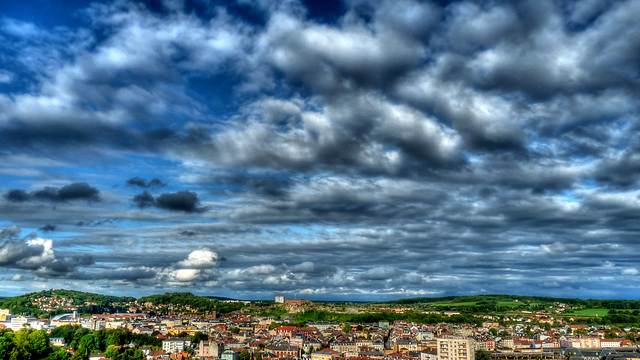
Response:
0,0,639,301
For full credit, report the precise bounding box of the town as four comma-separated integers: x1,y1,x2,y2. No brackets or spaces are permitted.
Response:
1,292,640,360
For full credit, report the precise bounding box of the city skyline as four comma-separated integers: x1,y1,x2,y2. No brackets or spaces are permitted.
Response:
1,0,640,300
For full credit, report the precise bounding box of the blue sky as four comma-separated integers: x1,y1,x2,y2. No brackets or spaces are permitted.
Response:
1,0,640,301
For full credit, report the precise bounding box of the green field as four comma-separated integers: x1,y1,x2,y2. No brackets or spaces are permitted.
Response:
497,301,526,308
566,308,610,316
436,301,479,306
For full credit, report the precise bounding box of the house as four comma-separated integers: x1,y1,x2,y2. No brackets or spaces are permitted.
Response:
221,350,240,360
265,345,300,358
50,338,66,347
311,349,339,360
89,354,108,360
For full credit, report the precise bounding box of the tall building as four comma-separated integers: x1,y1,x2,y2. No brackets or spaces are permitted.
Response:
162,338,191,353
437,337,475,360
275,296,285,303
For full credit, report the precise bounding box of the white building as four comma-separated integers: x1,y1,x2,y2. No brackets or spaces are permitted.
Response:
437,336,475,360
162,338,191,353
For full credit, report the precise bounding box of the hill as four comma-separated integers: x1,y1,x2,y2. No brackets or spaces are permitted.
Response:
0,289,135,317
380,294,640,314
137,292,246,314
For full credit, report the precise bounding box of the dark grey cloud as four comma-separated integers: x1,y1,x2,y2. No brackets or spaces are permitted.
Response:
132,191,156,208
5,189,31,202
156,191,205,213
4,183,101,203
39,224,56,232
210,172,294,198
132,190,206,213
127,177,167,188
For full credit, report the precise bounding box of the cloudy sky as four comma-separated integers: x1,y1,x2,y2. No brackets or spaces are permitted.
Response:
1,0,639,301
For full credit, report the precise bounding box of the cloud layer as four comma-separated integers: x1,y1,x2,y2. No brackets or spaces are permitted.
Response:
0,0,639,300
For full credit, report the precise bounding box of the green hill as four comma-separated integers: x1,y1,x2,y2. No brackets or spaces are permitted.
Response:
0,289,135,317
137,292,245,314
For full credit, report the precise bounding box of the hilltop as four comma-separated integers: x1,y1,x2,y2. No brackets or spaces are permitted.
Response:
0,290,246,317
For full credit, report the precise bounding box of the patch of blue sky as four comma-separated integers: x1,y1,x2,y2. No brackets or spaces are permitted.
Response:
0,174,34,190
461,151,481,163
185,72,247,120
0,0,92,30
559,189,580,203
580,178,599,190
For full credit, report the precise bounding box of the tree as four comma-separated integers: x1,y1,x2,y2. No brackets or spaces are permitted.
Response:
77,334,96,357
240,350,251,360
255,353,262,360
565,350,576,360
50,326,82,345
475,350,491,360
192,332,208,345
105,345,120,360
70,328,89,350
0,330,16,360
28,330,51,360
574,329,588,336
45,347,71,360
604,331,618,339
343,324,352,333
11,329,32,360
107,328,128,347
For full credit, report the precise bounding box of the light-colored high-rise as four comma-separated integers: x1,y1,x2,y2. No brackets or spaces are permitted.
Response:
437,336,475,360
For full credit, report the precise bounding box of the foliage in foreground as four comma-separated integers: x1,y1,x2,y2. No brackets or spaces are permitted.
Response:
0,326,161,360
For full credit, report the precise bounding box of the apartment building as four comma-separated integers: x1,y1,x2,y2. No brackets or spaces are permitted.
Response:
437,337,475,360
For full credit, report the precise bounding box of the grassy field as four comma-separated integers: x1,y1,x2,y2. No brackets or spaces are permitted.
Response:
438,301,479,306
497,301,526,308
566,308,610,316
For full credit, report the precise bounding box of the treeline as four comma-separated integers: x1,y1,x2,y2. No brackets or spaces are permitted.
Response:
137,292,246,314
0,326,160,360
386,294,582,305
386,295,640,310
569,311,640,327
293,309,484,326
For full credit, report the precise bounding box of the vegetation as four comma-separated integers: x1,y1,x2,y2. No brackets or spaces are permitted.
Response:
137,292,246,314
292,309,483,326
0,326,162,360
0,290,134,318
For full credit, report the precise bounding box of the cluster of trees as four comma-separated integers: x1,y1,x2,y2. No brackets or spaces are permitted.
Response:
567,312,640,327
292,309,483,326
136,293,246,314
0,328,55,360
0,325,162,360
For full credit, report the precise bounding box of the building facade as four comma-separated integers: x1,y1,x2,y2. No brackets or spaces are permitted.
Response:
437,337,475,360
